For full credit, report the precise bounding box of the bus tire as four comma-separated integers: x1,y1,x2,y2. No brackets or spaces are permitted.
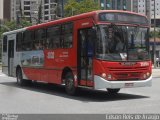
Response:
107,88,120,94
65,72,77,95
16,68,26,86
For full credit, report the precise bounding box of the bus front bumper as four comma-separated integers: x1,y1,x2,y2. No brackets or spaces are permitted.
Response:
94,75,152,90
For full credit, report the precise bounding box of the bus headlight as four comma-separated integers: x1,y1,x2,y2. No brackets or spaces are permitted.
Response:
101,73,106,78
142,72,150,79
146,72,150,77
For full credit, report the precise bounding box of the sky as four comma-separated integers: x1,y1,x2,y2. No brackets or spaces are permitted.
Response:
0,0,3,19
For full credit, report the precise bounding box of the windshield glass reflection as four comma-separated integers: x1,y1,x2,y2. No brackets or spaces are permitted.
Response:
96,24,150,61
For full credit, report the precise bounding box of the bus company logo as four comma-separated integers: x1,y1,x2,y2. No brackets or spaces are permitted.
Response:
81,22,89,26
140,62,149,67
120,62,136,66
47,52,54,59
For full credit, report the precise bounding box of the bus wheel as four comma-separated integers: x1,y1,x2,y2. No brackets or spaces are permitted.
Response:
16,68,26,86
65,72,77,95
107,88,120,94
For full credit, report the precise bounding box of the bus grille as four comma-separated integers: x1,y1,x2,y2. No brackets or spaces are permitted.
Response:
108,67,148,81
108,67,148,72
114,72,141,81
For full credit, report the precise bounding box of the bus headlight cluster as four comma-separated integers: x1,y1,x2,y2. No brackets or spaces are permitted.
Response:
101,73,113,80
143,72,150,79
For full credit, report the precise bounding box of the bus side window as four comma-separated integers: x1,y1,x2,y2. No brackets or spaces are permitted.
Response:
47,25,61,49
62,23,73,48
3,35,7,52
46,28,51,49
22,31,33,51
16,32,22,51
34,29,46,50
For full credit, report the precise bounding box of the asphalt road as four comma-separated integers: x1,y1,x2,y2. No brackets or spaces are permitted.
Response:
0,72,160,114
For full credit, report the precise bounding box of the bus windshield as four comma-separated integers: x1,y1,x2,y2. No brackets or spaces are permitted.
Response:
96,24,150,61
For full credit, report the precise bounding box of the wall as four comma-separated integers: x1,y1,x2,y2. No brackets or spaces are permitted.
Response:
0,0,3,19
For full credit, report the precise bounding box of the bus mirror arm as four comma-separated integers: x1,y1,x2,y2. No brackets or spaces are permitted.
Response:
92,18,97,31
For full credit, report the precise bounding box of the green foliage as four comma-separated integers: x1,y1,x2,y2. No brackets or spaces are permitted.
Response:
149,31,160,38
64,0,100,17
149,31,154,38
19,18,32,28
0,19,31,38
4,21,17,30
158,31,160,37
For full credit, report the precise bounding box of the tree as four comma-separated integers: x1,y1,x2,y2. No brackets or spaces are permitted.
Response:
64,0,100,17
158,30,160,38
0,19,31,38
149,31,160,38
18,18,32,28
78,0,100,14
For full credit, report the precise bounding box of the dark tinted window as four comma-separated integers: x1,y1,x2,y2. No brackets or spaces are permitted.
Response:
22,31,34,51
45,0,49,3
44,11,49,15
16,32,22,51
47,25,61,49
24,1,30,5
34,29,46,50
45,16,49,20
45,5,49,9
24,6,30,10
35,29,46,40
62,23,73,48
24,12,30,16
3,35,7,52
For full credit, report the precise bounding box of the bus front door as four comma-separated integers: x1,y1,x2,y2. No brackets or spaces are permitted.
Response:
77,28,94,86
8,40,14,76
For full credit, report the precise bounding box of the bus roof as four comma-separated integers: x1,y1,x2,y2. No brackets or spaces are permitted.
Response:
3,28,26,36
3,10,148,35
27,10,148,30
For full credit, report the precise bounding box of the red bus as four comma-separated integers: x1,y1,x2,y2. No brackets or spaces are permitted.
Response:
2,10,152,95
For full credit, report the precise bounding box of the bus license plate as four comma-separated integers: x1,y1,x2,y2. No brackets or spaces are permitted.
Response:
125,83,134,87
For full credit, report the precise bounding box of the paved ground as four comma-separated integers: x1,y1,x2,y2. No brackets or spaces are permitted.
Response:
152,68,160,78
0,69,160,114
0,68,159,77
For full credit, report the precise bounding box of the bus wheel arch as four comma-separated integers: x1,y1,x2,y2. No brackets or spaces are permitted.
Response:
61,67,72,84
16,65,25,86
62,67,77,95
16,65,21,77
16,65,31,86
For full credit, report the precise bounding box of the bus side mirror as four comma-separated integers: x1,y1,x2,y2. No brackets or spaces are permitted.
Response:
92,26,97,31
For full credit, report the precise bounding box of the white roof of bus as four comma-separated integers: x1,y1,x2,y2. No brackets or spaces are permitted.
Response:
2,28,27,36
